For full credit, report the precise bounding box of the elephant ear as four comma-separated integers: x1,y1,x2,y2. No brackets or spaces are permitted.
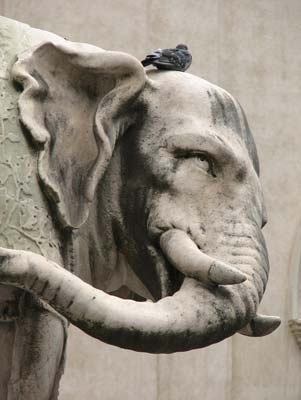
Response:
12,42,146,229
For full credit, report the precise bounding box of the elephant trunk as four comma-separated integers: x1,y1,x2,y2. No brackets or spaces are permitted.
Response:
0,227,274,353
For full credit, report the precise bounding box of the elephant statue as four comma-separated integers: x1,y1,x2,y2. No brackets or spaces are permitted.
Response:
0,22,280,397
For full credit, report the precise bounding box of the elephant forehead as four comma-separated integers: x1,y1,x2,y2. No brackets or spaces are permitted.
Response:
148,71,245,133
146,71,259,174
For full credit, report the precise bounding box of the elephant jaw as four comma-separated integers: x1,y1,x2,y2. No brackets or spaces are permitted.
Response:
0,228,280,353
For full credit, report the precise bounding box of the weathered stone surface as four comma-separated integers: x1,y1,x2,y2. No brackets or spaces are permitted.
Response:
0,15,280,399
0,16,66,400
1,2,298,397
0,17,61,262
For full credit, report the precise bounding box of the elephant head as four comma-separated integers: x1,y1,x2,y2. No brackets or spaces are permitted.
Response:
0,41,279,353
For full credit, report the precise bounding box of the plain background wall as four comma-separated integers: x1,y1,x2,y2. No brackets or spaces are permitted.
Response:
1,1,301,399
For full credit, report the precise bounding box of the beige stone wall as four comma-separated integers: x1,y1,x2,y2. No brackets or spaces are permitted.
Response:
1,1,300,399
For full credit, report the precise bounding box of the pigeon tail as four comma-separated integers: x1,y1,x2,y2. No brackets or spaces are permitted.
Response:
141,58,155,67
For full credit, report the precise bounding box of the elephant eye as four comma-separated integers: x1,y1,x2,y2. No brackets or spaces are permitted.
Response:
177,151,216,177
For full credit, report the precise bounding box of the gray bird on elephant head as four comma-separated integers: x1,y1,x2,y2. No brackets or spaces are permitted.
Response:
0,41,280,354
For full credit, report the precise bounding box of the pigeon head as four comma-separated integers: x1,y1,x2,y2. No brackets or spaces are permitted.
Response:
176,44,188,50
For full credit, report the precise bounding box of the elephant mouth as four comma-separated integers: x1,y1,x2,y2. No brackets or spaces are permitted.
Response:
109,223,188,302
110,237,185,302
147,240,185,298
139,224,191,300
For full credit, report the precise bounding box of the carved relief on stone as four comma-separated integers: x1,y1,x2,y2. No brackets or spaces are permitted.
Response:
288,221,301,348
288,319,301,348
0,17,67,400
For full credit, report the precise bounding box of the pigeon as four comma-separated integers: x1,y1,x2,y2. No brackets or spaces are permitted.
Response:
141,44,192,72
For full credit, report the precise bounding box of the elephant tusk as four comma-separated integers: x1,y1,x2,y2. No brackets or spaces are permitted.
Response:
238,314,281,337
160,229,247,286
